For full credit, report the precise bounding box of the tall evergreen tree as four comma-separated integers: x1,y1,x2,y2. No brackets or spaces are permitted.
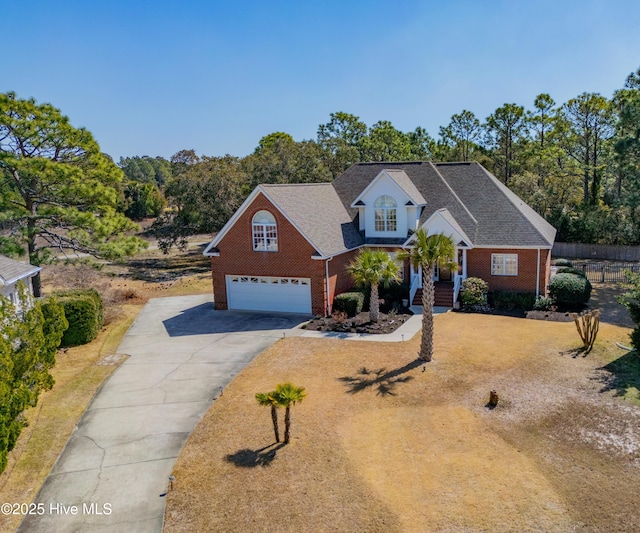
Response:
0,92,145,295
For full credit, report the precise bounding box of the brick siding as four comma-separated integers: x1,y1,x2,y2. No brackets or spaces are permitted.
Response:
466,248,551,295
211,193,330,315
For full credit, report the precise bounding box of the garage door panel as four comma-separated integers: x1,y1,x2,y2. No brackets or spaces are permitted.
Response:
226,276,311,314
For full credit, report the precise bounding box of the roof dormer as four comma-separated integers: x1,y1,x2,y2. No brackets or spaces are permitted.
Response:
351,169,426,239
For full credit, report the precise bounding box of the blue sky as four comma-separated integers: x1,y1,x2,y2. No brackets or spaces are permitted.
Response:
3,0,640,161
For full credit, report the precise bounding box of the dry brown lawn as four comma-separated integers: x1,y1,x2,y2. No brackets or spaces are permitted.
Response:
165,313,640,533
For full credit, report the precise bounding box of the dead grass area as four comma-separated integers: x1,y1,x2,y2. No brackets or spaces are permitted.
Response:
165,313,640,533
41,246,212,322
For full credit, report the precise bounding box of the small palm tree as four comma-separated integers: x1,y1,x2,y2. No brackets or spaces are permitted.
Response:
397,230,456,362
255,390,280,443
347,249,401,322
274,382,306,444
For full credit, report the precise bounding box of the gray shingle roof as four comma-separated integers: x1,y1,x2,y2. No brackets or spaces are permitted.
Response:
260,183,364,257
0,255,40,286
383,169,426,205
434,162,556,247
333,161,555,248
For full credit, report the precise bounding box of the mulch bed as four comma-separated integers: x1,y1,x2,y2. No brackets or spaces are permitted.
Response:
304,309,413,334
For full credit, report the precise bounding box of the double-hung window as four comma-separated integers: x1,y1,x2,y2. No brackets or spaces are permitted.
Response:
374,195,397,232
252,210,278,251
491,253,518,276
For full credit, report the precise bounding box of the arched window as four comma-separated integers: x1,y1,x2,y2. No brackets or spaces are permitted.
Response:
374,195,397,232
252,210,278,251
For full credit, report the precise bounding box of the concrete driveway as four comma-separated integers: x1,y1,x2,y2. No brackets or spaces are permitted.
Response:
19,294,308,533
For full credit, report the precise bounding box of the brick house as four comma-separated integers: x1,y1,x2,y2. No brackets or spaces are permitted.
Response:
204,161,556,316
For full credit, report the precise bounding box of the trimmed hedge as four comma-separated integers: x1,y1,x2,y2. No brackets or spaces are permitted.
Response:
549,273,592,307
333,292,364,317
491,291,536,311
56,289,104,347
556,266,587,279
553,258,573,267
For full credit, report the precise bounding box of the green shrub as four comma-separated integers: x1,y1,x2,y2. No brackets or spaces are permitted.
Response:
333,292,364,317
630,327,640,351
38,297,69,366
556,266,587,278
553,258,573,267
492,291,536,311
549,273,592,308
460,277,488,307
379,281,409,310
56,289,104,347
533,296,555,311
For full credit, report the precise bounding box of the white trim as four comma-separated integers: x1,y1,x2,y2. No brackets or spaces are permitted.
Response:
536,248,541,297
350,170,422,208
325,257,333,316
491,253,518,276
404,209,473,248
203,185,322,258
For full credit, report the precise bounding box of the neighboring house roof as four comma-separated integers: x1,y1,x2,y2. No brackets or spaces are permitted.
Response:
0,255,40,286
206,161,556,258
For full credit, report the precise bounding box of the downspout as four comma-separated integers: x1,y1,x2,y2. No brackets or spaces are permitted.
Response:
325,257,334,316
536,248,541,298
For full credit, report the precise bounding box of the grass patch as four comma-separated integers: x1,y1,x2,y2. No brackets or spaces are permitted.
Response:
165,313,640,532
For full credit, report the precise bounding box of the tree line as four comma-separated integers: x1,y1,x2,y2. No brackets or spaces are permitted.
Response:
2,66,640,286
129,66,640,250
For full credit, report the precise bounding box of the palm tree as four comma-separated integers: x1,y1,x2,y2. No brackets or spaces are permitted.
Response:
347,249,401,322
255,390,281,443
397,230,456,362
274,382,306,444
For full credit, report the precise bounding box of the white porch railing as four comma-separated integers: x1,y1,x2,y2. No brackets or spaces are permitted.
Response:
409,269,421,307
453,273,462,304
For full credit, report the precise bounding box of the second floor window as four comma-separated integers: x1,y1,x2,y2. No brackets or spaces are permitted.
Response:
374,195,397,231
252,210,278,251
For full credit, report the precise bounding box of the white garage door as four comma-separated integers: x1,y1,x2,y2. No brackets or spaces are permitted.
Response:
226,275,312,314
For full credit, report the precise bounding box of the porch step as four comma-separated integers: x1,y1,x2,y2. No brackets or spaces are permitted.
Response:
412,282,454,307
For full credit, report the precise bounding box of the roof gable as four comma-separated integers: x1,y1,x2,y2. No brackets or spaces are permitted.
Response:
350,169,426,207
204,184,363,258
407,208,472,247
